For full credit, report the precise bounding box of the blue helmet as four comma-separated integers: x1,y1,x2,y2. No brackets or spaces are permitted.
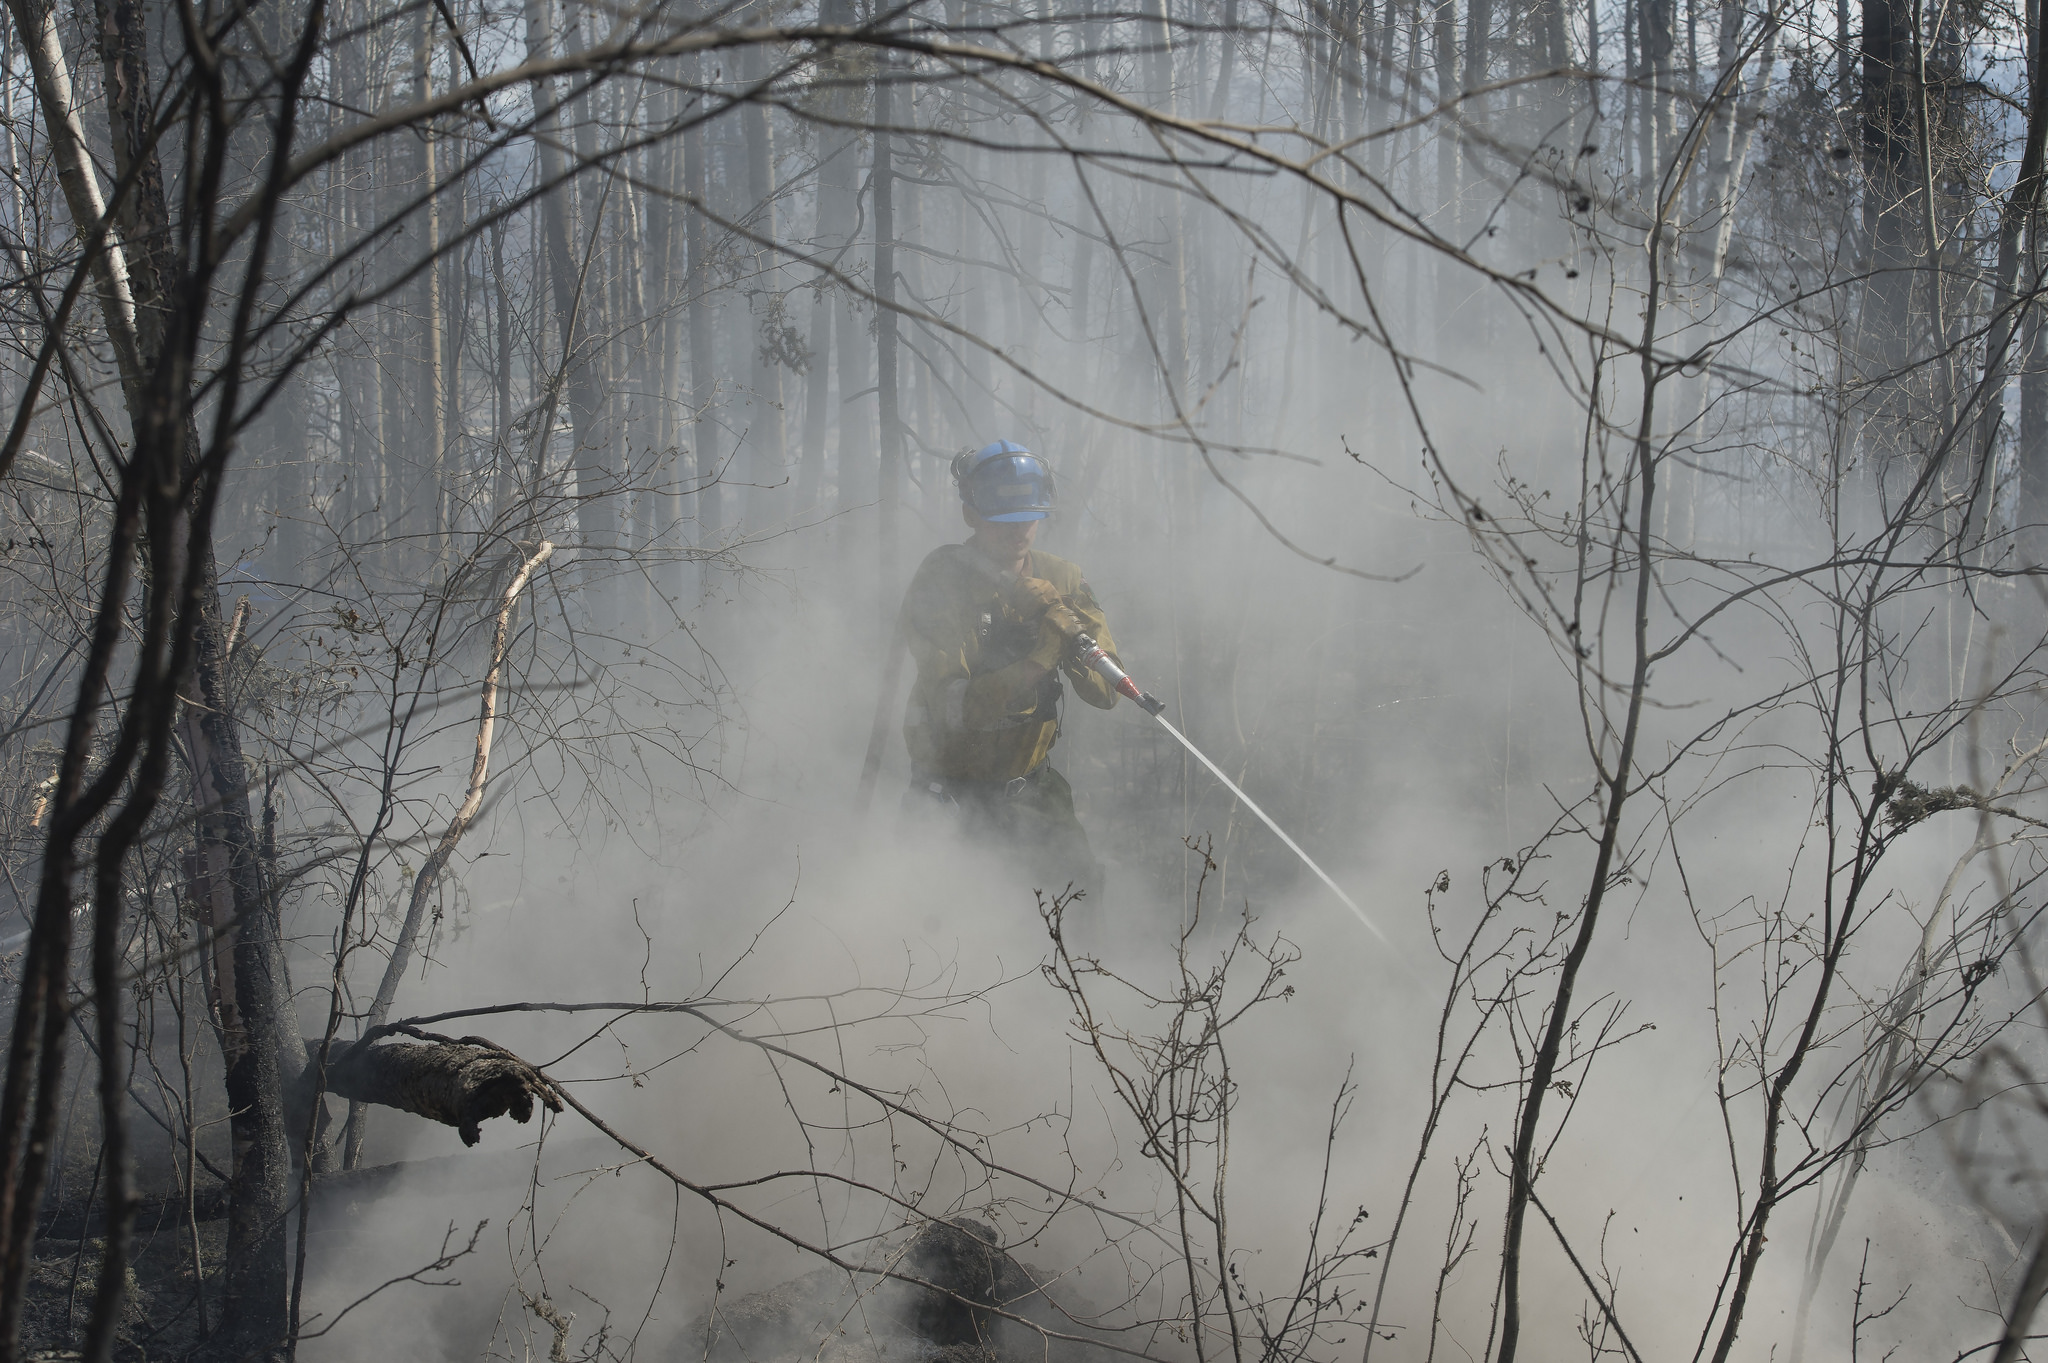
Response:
953,440,1055,522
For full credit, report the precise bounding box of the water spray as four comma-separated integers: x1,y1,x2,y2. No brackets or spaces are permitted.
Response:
1066,630,1385,944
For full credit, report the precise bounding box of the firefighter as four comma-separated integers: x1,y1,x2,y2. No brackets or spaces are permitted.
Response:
899,440,1123,888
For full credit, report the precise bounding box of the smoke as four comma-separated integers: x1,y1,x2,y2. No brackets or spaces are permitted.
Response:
288,426,2022,1363
0,9,2023,1356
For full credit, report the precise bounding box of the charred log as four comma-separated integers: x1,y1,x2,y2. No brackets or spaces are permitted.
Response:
311,1039,559,1147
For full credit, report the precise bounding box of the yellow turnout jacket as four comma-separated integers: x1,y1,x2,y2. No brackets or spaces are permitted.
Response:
900,544,1120,782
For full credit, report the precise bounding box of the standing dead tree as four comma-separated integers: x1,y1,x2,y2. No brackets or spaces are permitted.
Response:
340,537,555,1165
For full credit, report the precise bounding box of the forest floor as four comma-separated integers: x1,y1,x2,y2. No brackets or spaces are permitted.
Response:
23,1188,218,1360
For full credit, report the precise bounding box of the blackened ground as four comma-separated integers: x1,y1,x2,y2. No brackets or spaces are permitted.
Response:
695,1218,1122,1363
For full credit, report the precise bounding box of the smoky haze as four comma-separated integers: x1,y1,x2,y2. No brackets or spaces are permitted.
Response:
0,1,2044,1361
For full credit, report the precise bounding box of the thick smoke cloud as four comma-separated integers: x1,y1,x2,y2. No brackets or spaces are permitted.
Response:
2,1,2044,1358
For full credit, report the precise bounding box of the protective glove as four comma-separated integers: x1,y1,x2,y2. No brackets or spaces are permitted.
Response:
1043,602,1089,639
963,620,1069,728
1026,615,1069,670
1007,576,1063,616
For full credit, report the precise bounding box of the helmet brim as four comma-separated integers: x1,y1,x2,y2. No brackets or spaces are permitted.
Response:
982,510,1050,522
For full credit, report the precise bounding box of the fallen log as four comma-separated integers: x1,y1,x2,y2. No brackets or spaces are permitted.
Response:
311,1037,559,1146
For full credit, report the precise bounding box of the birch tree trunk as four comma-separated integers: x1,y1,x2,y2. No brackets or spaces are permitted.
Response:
525,0,609,596
685,41,723,562
1980,0,2046,536
417,2,448,567
800,14,859,509
742,36,787,527
1861,0,1922,478
875,58,903,599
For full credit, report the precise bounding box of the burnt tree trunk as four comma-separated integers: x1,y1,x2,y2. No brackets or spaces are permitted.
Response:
89,0,317,1348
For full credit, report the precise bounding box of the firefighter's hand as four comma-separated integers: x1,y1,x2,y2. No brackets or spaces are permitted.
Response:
1026,616,1068,671
1008,576,1063,616
1043,603,1088,639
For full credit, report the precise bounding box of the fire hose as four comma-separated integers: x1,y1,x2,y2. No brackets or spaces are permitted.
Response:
1060,626,1384,943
